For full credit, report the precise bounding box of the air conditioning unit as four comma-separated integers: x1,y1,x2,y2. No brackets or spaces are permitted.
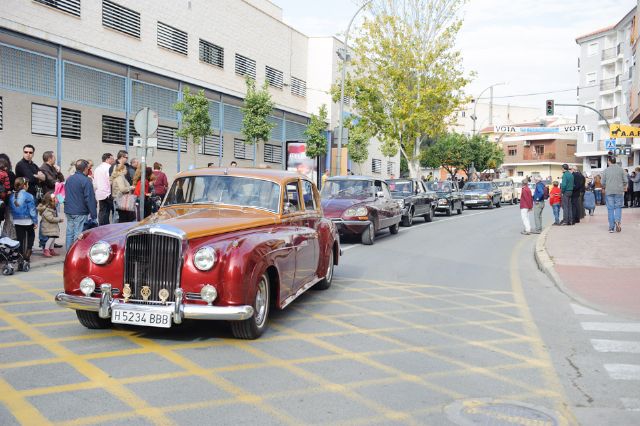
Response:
523,141,530,147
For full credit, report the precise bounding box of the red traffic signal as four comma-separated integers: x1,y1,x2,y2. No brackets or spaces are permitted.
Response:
545,99,554,116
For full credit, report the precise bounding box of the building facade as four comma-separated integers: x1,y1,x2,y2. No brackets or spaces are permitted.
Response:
451,102,541,136
576,7,639,172
0,0,399,180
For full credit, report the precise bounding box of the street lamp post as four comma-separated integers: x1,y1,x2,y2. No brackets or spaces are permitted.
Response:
471,82,505,135
336,0,371,176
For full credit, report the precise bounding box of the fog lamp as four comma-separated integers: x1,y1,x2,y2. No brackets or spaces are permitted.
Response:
79,277,96,296
200,284,217,305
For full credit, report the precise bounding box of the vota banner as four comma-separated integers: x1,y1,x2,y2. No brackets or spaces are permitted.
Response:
286,142,318,183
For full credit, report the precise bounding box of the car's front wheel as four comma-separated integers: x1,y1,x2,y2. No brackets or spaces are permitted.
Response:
389,221,399,234
361,223,375,245
231,273,270,339
496,199,501,208
76,310,111,329
445,205,452,216
424,206,433,222
457,202,463,215
401,208,414,227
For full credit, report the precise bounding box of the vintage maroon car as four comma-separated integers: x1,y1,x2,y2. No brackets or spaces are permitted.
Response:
320,176,402,245
55,168,339,339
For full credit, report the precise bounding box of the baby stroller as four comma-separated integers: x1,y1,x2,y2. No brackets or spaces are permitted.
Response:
0,237,30,275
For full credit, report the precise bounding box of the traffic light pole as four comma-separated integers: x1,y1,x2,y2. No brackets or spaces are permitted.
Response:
555,103,610,129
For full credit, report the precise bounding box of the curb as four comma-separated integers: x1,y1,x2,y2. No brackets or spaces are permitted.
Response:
29,258,65,270
534,226,607,314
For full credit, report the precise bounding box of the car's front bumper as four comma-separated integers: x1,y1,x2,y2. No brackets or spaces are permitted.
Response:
329,218,371,235
55,284,254,324
463,199,492,206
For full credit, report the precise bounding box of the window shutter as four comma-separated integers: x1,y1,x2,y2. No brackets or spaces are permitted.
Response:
35,0,81,16
199,39,224,68
234,138,255,160
264,144,283,164
61,108,81,139
102,0,141,38
291,76,306,98
265,66,284,89
31,104,57,136
371,159,382,174
157,22,188,55
235,54,256,79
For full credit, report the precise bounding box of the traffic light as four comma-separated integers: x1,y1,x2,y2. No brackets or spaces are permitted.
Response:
545,99,554,116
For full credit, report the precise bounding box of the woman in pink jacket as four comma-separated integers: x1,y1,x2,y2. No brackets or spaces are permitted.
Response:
519,179,533,235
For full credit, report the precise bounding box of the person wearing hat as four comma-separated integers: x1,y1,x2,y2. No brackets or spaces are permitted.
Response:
560,164,574,225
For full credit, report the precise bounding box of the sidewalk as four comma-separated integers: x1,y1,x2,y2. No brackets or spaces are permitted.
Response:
26,219,67,270
536,204,640,320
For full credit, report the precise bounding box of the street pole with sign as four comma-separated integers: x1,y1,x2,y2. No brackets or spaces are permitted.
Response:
133,107,159,221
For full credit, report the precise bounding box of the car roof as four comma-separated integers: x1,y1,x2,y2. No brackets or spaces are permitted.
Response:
326,175,377,181
175,167,307,184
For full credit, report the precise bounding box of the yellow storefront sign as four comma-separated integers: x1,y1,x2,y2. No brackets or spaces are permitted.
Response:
610,124,640,138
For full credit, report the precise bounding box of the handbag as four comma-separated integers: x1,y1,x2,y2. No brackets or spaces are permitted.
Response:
117,193,137,212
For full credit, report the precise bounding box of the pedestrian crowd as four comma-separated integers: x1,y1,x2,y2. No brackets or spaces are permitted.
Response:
519,156,632,235
0,146,169,267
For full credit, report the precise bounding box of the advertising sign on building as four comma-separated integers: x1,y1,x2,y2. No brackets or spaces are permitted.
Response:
286,142,318,184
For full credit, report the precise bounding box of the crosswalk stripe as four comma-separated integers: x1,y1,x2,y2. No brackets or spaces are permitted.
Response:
591,339,640,353
581,322,640,333
571,303,606,316
604,364,640,380
621,398,640,411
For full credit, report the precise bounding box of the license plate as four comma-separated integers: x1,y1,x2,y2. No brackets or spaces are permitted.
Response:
466,200,477,204
111,308,171,328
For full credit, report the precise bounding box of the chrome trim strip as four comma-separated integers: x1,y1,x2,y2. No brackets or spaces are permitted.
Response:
55,292,100,312
183,304,254,320
281,276,322,309
127,224,187,240
98,283,112,318
329,219,371,226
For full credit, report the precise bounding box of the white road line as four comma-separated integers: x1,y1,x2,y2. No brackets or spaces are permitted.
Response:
570,303,606,316
604,364,640,380
621,398,640,411
581,322,640,333
591,339,640,354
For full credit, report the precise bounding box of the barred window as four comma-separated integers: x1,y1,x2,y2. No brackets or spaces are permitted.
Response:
0,97,3,130
291,76,306,98
371,158,382,174
157,22,188,55
235,54,256,79
386,161,395,175
102,0,140,38
31,103,56,136
61,108,81,139
264,144,282,164
201,134,223,157
35,0,81,17
199,39,224,68
234,138,255,160
265,66,283,89
102,115,128,145
31,103,81,138
157,125,185,152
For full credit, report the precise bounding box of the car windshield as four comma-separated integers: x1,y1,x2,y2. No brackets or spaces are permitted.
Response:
164,175,281,213
464,182,492,191
388,180,412,194
426,181,452,192
321,179,374,199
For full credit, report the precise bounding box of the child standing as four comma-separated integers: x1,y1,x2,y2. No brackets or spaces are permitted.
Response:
37,192,63,257
549,181,562,225
9,177,38,262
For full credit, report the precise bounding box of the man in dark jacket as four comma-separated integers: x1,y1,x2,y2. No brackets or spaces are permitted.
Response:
560,164,574,225
109,150,134,185
15,144,45,199
64,160,97,251
572,167,585,223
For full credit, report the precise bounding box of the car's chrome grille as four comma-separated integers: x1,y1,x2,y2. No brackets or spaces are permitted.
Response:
124,233,182,302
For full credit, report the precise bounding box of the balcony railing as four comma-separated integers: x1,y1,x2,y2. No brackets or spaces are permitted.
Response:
600,77,615,91
602,47,616,60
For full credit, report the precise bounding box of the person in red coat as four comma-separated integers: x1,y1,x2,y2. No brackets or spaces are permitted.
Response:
519,178,533,235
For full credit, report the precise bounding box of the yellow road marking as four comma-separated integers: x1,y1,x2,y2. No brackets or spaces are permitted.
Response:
0,376,51,425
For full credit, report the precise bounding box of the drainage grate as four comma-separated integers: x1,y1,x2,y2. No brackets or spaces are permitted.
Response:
446,399,560,426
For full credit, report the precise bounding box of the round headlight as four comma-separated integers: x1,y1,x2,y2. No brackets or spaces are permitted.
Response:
397,199,405,209
193,247,216,271
89,241,111,265
200,284,218,305
79,277,96,296
344,206,368,217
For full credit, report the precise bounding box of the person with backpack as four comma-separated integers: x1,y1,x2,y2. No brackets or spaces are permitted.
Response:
531,176,546,234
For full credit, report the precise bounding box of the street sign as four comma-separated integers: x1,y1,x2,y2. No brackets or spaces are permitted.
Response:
610,123,640,138
604,139,617,150
133,137,157,148
614,147,632,156
493,124,589,134
134,107,159,139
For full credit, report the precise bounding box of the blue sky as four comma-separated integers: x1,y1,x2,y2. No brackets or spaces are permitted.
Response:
272,0,636,113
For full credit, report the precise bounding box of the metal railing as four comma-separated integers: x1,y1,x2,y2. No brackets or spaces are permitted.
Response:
601,47,616,60
600,77,615,91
